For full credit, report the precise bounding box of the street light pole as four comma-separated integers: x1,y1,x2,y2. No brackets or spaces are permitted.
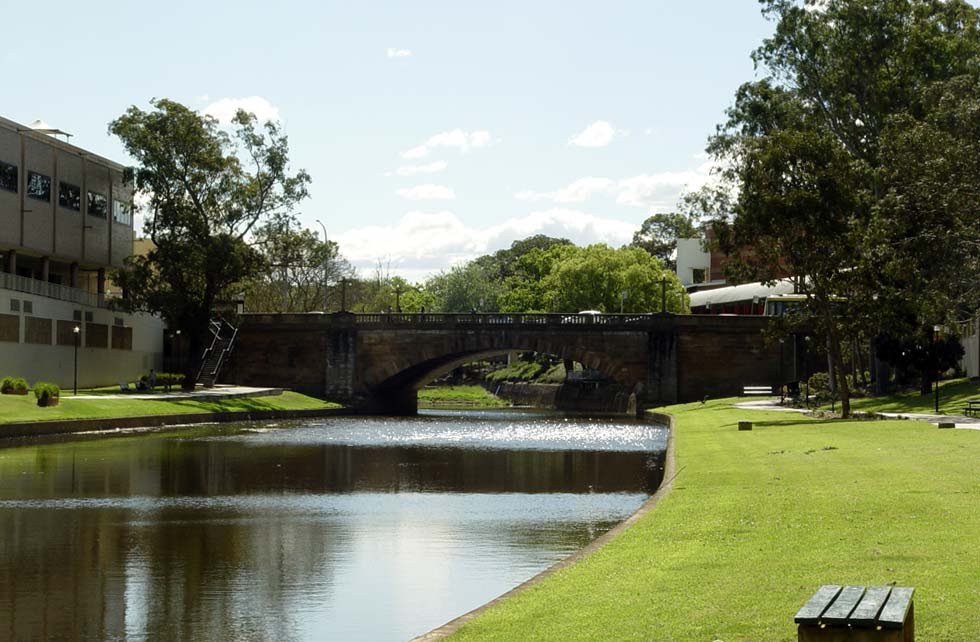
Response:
316,219,329,312
934,324,942,414
73,325,80,395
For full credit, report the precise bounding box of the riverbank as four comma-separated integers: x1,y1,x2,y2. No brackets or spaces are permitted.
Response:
443,397,980,641
418,385,509,408
0,389,342,439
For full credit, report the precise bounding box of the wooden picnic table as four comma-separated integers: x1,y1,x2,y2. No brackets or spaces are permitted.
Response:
795,584,914,641
964,399,980,416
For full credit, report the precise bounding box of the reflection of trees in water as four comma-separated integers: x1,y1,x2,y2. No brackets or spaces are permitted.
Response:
0,427,664,641
129,510,345,642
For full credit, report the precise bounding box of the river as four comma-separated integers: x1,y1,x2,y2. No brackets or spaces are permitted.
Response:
0,409,667,642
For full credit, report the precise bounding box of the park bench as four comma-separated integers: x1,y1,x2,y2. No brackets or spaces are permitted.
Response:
742,385,773,396
795,585,914,641
963,399,980,416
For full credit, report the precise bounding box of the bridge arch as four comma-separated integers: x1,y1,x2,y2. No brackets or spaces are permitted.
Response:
226,312,792,415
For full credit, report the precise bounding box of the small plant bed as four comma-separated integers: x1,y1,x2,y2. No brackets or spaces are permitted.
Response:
33,382,61,407
418,385,509,408
0,377,29,395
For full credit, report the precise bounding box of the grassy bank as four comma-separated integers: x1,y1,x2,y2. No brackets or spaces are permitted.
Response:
418,385,508,408
0,390,338,425
448,398,980,641
842,378,980,415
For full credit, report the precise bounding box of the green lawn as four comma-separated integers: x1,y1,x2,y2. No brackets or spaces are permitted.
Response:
418,385,509,407
0,390,338,425
448,398,980,642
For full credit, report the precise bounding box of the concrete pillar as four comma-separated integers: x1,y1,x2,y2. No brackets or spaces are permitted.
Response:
4,250,15,274
40,257,50,282
69,262,79,289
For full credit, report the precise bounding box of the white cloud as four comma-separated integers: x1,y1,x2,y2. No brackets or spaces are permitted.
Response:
394,161,448,177
568,120,616,148
396,184,456,200
400,129,494,159
334,208,637,281
513,157,720,211
387,47,413,58
201,96,280,124
514,177,614,203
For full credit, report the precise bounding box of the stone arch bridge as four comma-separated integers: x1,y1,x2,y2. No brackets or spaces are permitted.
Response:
224,312,796,414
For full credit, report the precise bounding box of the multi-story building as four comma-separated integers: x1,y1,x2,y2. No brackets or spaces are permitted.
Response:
0,115,164,388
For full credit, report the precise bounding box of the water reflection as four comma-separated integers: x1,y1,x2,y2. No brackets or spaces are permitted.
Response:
0,411,666,642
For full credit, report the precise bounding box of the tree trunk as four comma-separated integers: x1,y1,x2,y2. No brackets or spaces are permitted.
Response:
821,302,851,418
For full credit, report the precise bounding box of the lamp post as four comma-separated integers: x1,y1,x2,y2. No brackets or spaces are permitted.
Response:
73,325,80,395
316,219,329,312
175,329,182,374
933,324,942,414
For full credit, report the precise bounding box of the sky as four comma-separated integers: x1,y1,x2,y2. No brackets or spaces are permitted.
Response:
3,0,779,281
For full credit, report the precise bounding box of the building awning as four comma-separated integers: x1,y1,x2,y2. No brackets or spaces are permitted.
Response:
689,279,797,308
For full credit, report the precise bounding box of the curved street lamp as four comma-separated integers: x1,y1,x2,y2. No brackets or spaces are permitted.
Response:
316,219,329,312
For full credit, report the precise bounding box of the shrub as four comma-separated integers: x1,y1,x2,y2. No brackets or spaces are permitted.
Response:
1,376,28,393
156,372,185,390
33,382,61,406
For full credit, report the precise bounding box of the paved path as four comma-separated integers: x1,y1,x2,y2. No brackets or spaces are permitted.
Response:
70,385,283,401
731,397,980,429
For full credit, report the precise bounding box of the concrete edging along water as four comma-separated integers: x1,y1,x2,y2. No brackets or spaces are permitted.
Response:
411,410,677,642
0,407,350,440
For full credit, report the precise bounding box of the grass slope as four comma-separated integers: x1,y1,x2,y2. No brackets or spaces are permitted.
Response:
844,378,980,415
0,391,337,425
418,385,508,408
449,398,980,642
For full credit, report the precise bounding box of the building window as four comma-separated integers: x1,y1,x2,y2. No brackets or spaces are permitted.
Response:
59,181,81,211
113,199,132,225
26,171,51,202
0,161,16,193
87,191,108,218
9,299,20,312
72,310,82,321
23,300,32,314
84,311,93,322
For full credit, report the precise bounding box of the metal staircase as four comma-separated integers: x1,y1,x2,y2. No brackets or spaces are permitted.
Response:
196,319,238,388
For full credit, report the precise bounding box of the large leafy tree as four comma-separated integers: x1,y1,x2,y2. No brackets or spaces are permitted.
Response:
499,244,688,314
110,99,310,383
630,212,699,269
710,0,980,416
242,214,353,313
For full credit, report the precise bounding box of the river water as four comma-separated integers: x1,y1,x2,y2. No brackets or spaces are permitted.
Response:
0,409,667,642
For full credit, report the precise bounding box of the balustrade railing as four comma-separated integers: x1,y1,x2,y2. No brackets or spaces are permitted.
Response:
349,312,661,327
0,271,108,308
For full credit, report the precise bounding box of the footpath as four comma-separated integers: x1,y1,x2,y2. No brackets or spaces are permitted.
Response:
732,397,980,429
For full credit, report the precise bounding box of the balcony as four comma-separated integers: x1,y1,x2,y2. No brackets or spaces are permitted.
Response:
0,271,109,308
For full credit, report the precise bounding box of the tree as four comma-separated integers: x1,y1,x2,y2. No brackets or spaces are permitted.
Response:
110,99,310,384
708,0,980,416
498,244,688,314
242,214,353,313
630,212,699,269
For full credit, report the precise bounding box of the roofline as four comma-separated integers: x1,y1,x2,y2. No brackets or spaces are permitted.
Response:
0,114,128,172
